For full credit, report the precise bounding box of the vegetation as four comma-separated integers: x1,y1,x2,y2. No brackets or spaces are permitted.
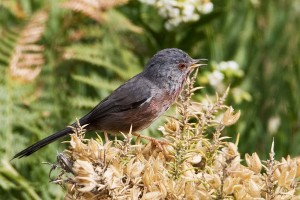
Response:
0,0,299,199
50,72,300,199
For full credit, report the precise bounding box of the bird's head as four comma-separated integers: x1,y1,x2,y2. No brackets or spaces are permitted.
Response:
144,48,206,90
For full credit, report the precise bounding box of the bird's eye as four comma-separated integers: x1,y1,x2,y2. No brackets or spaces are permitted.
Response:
178,63,187,70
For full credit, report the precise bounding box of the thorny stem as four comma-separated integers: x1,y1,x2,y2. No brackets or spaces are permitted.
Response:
171,69,228,180
170,143,185,180
69,119,88,139
178,69,199,138
169,70,199,179
199,88,229,134
265,139,276,200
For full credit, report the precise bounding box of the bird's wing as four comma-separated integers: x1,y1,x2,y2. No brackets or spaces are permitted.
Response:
80,75,153,124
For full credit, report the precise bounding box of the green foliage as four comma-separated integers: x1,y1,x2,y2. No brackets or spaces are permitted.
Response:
0,0,299,198
209,0,300,158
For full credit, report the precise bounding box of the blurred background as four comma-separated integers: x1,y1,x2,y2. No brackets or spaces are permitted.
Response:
0,0,299,199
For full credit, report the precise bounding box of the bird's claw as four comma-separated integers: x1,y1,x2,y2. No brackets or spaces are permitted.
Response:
132,132,169,151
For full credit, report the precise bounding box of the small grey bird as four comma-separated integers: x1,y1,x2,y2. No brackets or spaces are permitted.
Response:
13,48,205,159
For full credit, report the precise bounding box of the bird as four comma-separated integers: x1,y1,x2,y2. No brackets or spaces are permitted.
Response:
12,48,206,159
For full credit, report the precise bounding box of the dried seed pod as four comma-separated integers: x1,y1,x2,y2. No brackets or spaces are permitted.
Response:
245,153,262,173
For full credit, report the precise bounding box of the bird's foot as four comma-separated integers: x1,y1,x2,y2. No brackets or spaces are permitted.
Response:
132,132,169,150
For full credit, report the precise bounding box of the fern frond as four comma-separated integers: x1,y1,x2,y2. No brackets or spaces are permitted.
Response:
72,74,121,91
61,0,128,22
1,1,26,18
70,96,100,109
0,30,18,63
106,9,143,34
7,11,48,82
63,43,135,79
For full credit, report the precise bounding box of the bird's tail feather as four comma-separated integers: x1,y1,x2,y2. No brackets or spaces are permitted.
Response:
12,127,72,159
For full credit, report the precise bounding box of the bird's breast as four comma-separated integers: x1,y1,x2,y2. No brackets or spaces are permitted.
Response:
100,91,174,134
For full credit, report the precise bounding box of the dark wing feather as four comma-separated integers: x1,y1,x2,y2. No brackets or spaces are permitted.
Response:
80,75,153,125
12,74,154,159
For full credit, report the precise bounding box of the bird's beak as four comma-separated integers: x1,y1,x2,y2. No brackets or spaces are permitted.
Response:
191,58,207,69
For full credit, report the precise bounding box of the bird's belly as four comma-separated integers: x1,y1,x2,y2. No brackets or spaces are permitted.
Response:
99,95,173,134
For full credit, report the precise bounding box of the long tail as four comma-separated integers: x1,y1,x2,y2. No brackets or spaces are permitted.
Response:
12,127,72,159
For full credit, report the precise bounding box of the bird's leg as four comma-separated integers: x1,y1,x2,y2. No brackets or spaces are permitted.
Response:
132,132,169,150
104,131,109,143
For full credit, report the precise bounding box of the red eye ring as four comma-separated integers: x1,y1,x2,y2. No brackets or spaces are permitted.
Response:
178,63,187,70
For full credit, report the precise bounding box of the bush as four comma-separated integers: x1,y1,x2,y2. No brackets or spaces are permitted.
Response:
49,73,300,199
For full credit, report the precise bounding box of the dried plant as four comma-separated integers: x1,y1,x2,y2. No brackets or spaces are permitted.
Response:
8,11,48,82
61,0,129,22
48,70,300,199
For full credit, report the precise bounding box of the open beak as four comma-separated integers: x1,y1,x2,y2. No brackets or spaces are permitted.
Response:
191,58,207,69
191,59,207,69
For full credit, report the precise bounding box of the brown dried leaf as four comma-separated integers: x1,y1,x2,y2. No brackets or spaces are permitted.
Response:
9,11,47,82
